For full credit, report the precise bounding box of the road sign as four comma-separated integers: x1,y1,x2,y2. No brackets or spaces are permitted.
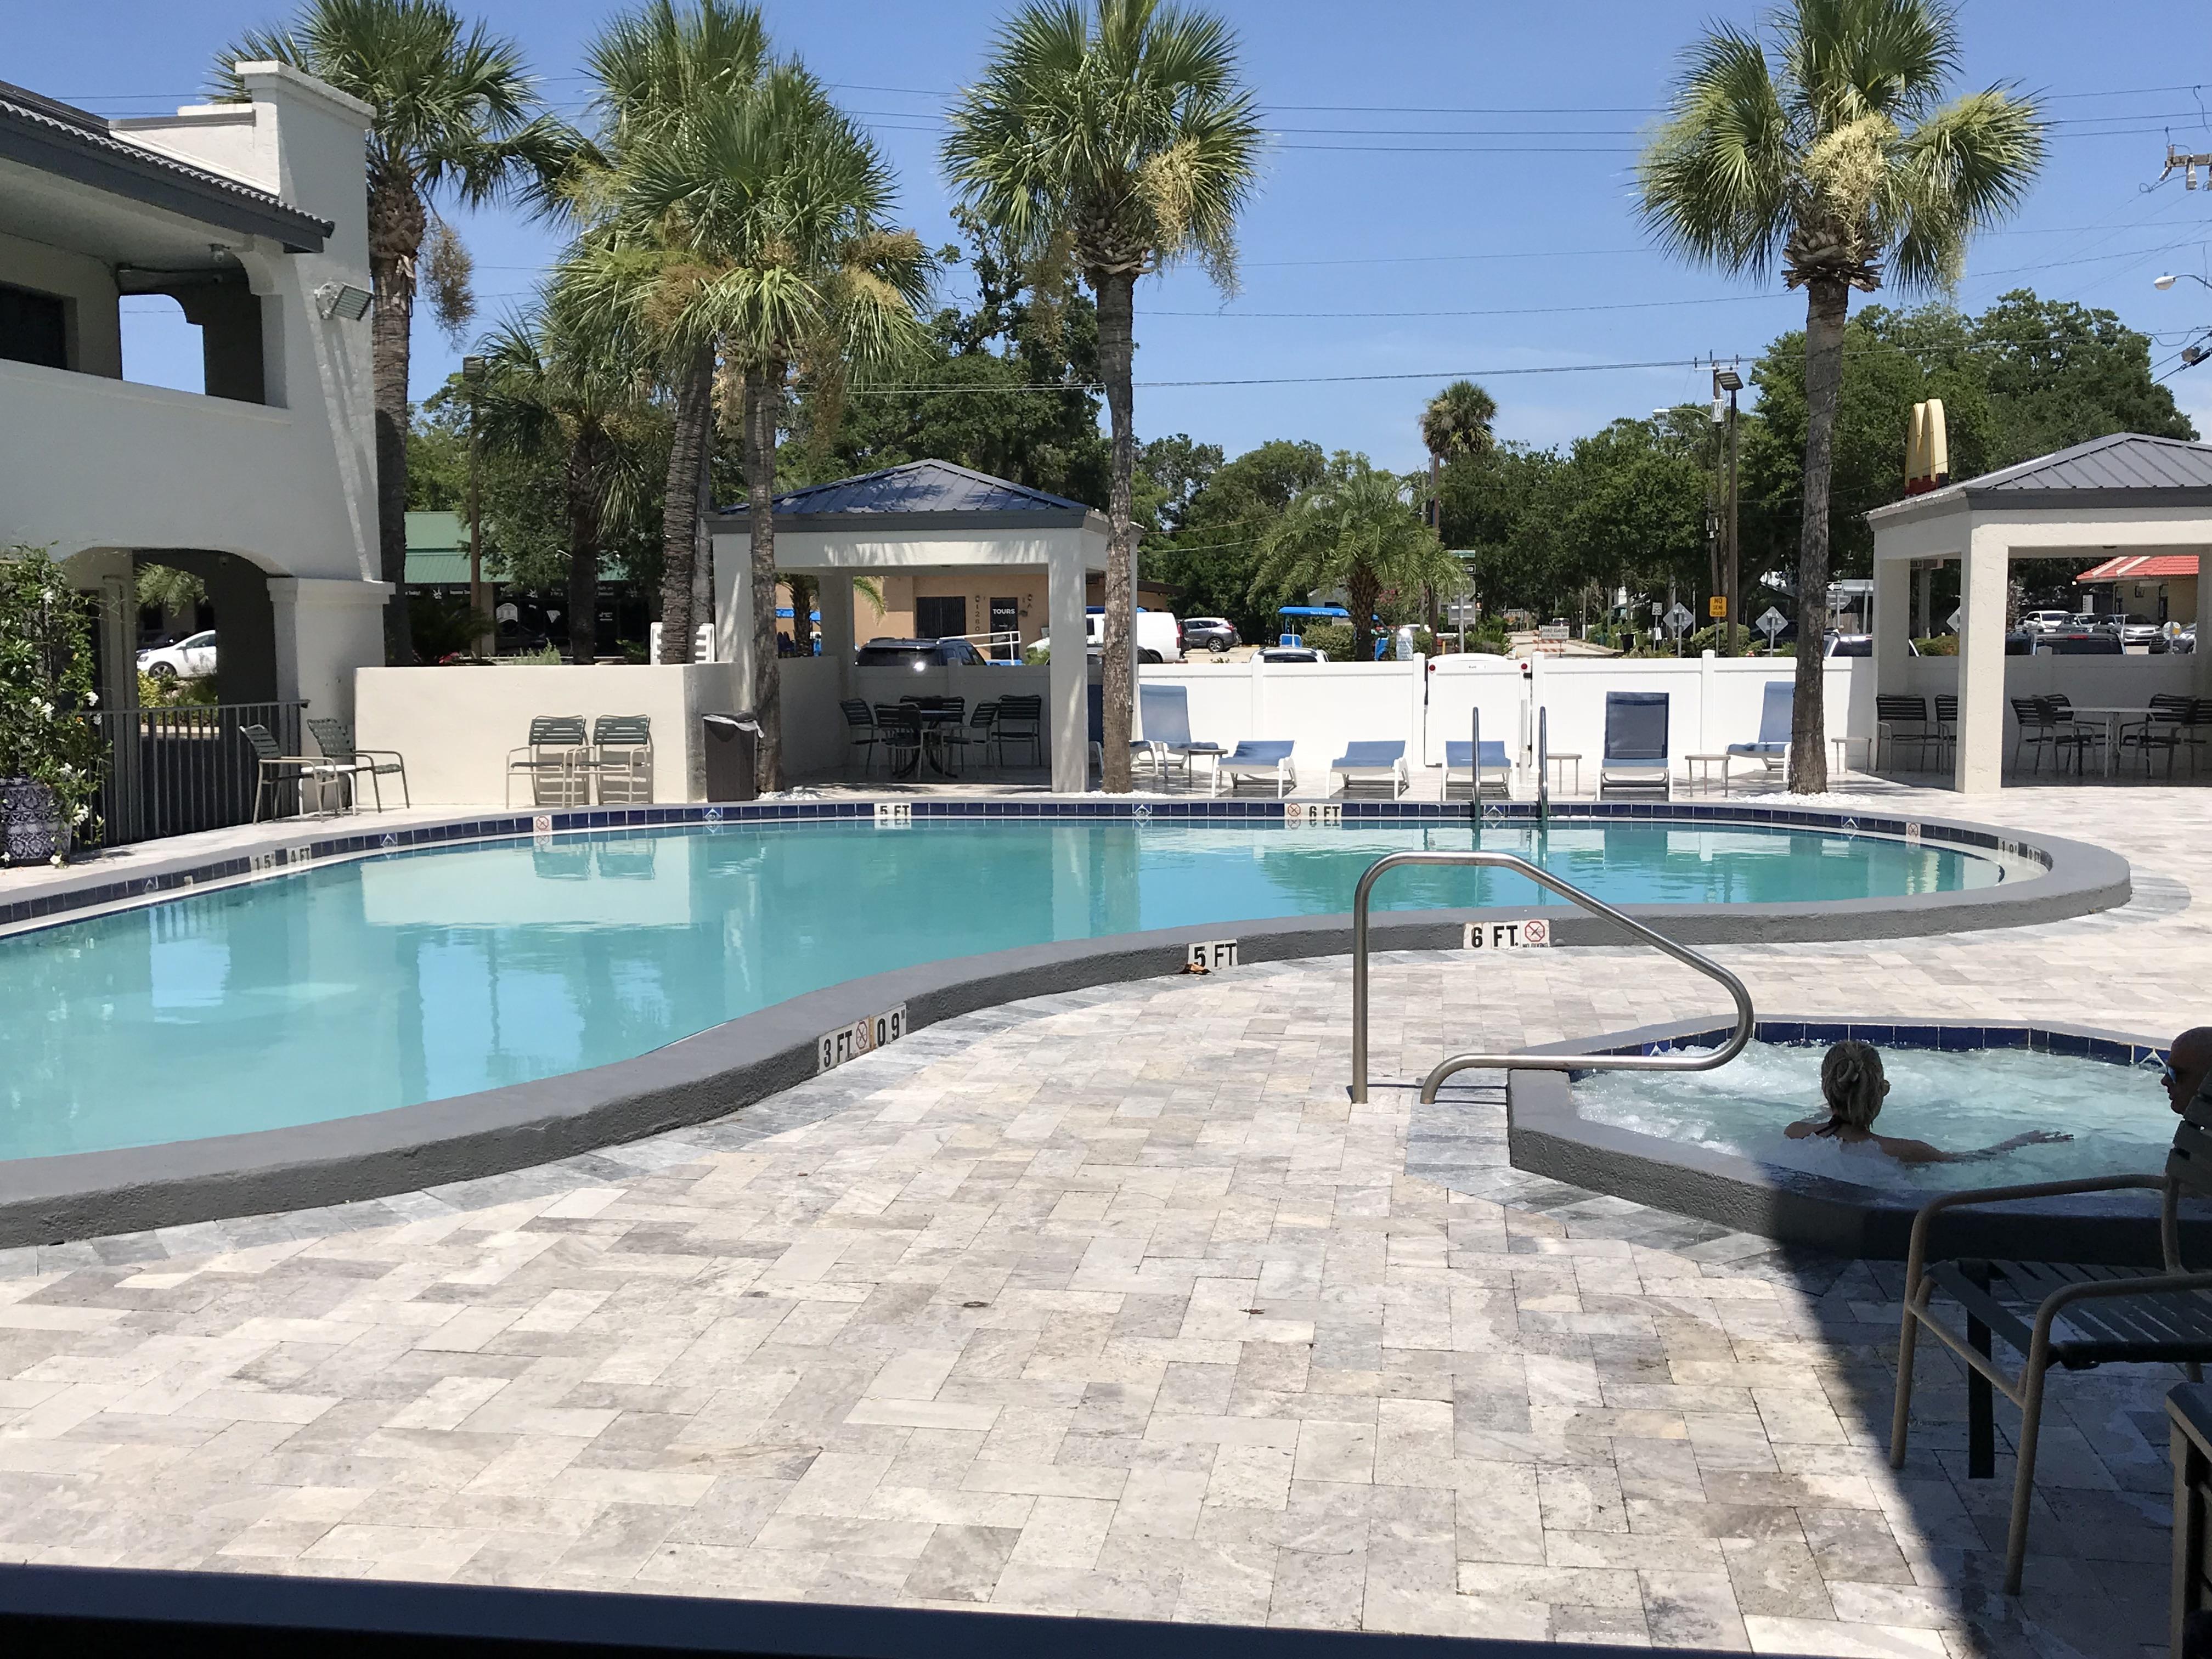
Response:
1708,596,1728,619
1947,607,1963,633
1756,606,1787,640
1666,603,1694,634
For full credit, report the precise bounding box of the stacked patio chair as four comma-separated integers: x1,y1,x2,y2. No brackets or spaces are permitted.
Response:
505,716,590,806
994,694,1043,768
307,718,409,810
1329,741,1409,799
1889,1073,2212,1593
1723,681,1793,793
1596,692,1671,800
872,703,924,779
589,715,654,804
840,699,879,773
1875,694,1936,771
241,723,357,822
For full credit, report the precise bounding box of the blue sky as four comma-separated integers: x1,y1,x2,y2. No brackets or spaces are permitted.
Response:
20,0,2212,470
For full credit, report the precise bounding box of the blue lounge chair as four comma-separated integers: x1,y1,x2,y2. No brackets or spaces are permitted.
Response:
1599,692,1671,800
1212,740,1296,797
1444,738,1512,801
1137,683,1224,788
1330,740,1408,798
1725,681,1792,793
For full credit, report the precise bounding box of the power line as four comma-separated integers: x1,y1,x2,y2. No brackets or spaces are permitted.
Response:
844,357,1714,394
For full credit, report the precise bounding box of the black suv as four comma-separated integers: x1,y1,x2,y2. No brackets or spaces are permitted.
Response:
1181,616,1239,653
855,636,992,669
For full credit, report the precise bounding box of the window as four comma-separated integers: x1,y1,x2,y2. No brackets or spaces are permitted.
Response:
914,595,965,640
0,281,67,370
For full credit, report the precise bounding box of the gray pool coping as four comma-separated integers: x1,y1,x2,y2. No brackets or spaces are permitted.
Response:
0,801,2133,1247
1505,1015,2200,1264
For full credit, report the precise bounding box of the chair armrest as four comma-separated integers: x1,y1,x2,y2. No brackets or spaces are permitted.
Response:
1904,1174,2169,1292
353,748,407,763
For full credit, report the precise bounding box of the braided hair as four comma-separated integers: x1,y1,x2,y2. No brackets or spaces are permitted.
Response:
1816,1041,1888,1137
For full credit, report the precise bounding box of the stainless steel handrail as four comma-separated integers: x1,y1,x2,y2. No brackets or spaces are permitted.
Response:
1348,849,1754,1103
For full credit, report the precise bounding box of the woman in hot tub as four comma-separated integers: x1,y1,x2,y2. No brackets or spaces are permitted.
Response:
1786,1040,2072,1164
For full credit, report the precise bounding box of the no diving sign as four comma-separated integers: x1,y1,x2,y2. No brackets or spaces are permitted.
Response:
1463,918,1551,951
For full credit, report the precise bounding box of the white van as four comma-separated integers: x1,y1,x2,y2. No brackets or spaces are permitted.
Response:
1083,607,1183,662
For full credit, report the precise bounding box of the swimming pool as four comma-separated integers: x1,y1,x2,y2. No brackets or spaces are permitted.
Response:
1574,1040,2170,1192
7,816,2005,1160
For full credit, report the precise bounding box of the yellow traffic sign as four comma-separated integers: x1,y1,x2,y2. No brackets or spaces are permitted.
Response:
1708,596,1728,618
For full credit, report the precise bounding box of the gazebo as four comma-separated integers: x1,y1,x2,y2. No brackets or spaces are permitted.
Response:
708,461,1111,793
1865,433,2212,791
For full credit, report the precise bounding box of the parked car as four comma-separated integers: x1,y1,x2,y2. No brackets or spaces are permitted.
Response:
855,636,992,669
1822,634,1919,658
1082,607,1183,663
2019,609,2073,634
2070,612,2107,633
2111,612,2169,650
137,629,216,680
2177,625,2197,656
1259,646,1329,663
1182,616,1239,653
2010,629,2121,655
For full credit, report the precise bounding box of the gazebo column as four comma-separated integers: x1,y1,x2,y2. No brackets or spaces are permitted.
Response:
1871,556,1911,699
1047,544,1086,793
1953,524,2009,793
2197,548,2212,701
817,572,855,703
723,553,757,715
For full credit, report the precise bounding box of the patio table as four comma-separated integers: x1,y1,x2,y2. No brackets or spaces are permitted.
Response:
2066,706,2159,777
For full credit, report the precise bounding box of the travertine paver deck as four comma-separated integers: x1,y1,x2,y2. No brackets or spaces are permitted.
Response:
1,782,2206,1656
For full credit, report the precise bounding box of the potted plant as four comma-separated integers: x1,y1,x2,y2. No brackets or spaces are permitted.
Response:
0,547,103,864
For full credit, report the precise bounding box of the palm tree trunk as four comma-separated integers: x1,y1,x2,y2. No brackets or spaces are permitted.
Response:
744,363,785,790
565,430,605,665
1095,268,1138,794
1348,566,1381,665
1791,275,1849,793
657,345,715,664
368,180,425,667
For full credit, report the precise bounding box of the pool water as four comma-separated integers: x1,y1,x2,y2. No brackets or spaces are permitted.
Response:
1574,1041,2171,1191
5,819,2001,1158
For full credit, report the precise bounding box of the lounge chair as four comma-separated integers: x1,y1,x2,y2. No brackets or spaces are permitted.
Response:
307,717,408,810
589,715,654,804
1137,683,1224,789
506,716,589,807
1330,741,1408,799
242,723,356,821
1890,1076,2212,1593
1443,739,1512,801
1211,740,1296,797
1597,692,1671,799
1723,681,1792,793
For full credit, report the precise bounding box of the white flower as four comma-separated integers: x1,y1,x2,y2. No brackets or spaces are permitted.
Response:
49,852,63,866
84,692,98,707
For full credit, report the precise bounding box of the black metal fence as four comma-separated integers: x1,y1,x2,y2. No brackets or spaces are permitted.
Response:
91,699,309,847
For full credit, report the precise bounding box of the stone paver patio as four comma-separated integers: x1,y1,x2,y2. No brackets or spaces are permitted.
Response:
2,782,2206,1656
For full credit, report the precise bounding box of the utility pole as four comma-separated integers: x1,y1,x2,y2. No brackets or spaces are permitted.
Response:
2162,145,2212,189
1716,365,1742,657
462,353,489,659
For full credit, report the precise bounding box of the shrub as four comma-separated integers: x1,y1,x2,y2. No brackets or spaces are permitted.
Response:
1914,633,1959,656
1296,622,1355,659
0,547,103,859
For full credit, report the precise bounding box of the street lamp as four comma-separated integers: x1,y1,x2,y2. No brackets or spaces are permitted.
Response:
461,354,489,658
2155,273,2212,292
1712,365,1742,656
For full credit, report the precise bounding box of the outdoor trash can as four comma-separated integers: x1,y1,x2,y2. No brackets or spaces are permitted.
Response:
701,713,760,802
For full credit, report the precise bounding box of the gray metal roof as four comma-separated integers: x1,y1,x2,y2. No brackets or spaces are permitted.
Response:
0,80,332,252
1875,432,2212,516
716,459,1098,529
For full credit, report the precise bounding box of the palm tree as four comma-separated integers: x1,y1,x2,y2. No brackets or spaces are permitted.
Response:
568,61,929,782
1638,0,2041,789
1250,455,1467,664
470,291,657,664
1418,379,1496,631
215,0,568,667
944,0,1263,792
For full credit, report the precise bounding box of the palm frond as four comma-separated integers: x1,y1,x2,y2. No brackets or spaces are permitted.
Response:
1637,25,1793,281
1886,87,2045,290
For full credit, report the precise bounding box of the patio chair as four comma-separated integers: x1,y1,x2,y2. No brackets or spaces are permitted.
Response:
872,703,924,780
995,694,1043,768
1723,681,1793,793
1330,740,1409,799
1443,739,1512,802
962,701,1000,773
1211,740,1297,797
1137,683,1224,789
2121,693,2192,778
1889,1073,2212,1593
1876,695,1935,771
1597,692,1671,800
307,718,408,810
590,715,654,804
2009,696,2065,775
1933,694,1959,771
506,715,590,807
2042,693,2105,772
840,698,879,773
241,723,354,822
1085,683,1150,782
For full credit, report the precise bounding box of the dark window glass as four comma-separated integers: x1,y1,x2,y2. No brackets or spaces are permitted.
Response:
0,282,67,370
914,595,965,639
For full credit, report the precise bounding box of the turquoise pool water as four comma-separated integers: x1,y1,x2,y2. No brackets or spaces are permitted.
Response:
3,819,2001,1158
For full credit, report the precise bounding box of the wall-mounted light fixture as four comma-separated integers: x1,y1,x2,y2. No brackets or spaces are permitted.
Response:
314,280,373,321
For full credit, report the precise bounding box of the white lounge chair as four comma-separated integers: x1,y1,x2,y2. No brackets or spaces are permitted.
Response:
1330,740,1409,798
1212,740,1296,797
1724,681,1792,793
1443,738,1513,801
1598,692,1671,800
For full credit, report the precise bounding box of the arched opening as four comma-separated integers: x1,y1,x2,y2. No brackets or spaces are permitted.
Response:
117,292,205,396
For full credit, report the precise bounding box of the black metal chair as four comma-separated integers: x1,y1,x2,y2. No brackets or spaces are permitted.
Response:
307,717,408,810
994,694,1043,768
872,703,923,780
2042,693,2104,773
2009,696,2062,775
2121,693,2193,778
1932,694,1958,771
1891,1074,2212,1593
1876,694,1934,771
839,698,878,774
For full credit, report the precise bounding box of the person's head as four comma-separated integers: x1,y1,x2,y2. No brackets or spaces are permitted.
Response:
2168,1028,2212,1116
1820,1041,1890,1132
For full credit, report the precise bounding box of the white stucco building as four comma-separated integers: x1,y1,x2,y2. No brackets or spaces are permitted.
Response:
0,67,383,735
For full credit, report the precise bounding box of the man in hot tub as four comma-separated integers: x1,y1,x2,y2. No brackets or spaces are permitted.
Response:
2168,1028,2212,1116
1786,1040,2072,1164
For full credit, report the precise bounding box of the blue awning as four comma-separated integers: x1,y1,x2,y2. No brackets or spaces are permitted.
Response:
775,608,822,620
1278,605,1349,618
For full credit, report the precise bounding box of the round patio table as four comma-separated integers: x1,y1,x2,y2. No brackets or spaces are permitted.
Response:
2064,706,2160,777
